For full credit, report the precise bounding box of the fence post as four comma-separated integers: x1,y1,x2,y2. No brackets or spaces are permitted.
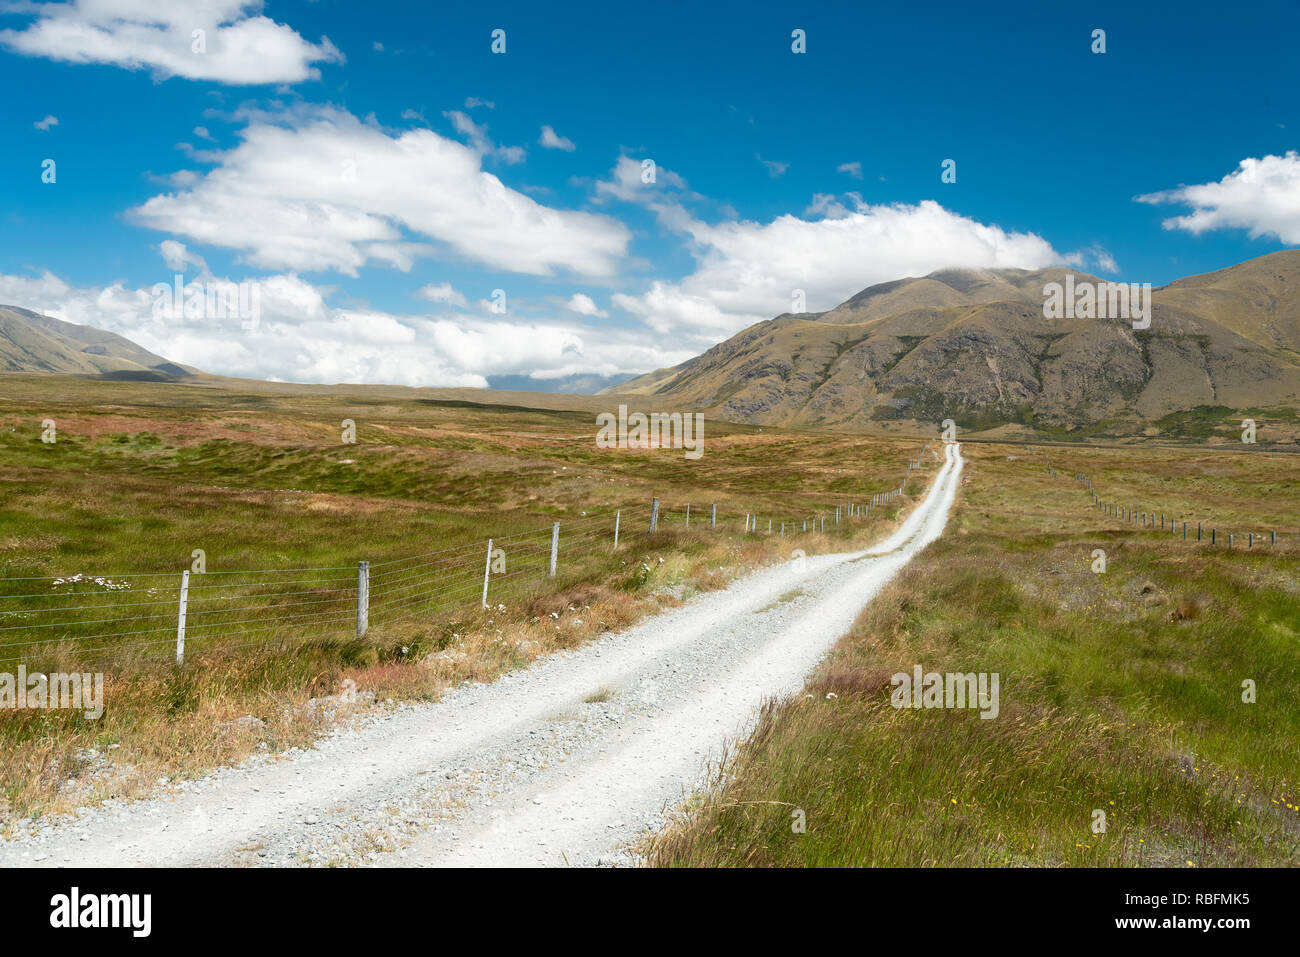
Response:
710,504,716,528
1212,528,1216,545
768,519,772,532
549,523,560,577
650,498,659,532
1249,533,1253,549
1272,530,1276,546
356,561,369,637
613,510,621,549
685,504,690,528
1198,522,1202,541
820,517,824,533
481,538,493,608
802,519,807,533
175,569,190,666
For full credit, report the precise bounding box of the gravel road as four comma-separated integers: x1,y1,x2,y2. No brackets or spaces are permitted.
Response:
1,443,963,868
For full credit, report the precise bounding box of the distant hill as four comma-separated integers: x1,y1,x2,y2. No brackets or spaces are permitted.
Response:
605,251,1300,433
0,305,193,378
487,371,637,394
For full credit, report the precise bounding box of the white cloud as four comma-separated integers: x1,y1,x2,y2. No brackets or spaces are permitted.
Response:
416,282,468,307
158,240,209,275
443,110,525,164
613,197,1070,343
464,97,495,110
129,106,630,278
34,114,58,130
0,0,343,85
1136,152,1300,244
565,293,607,318
836,161,863,179
540,125,576,151
0,269,684,386
758,155,788,179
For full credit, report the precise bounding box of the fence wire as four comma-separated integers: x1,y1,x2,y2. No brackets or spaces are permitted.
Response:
0,450,931,668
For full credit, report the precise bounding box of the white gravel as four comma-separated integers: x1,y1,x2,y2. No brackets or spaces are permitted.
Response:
0,443,963,868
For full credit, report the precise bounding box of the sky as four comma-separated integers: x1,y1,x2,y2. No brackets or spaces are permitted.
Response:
2,0,1298,390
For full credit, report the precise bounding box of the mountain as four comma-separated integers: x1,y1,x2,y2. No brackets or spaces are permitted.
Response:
0,305,193,379
606,251,1300,433
487,371,637,394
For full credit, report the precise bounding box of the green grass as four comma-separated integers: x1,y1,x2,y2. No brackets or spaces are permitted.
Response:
0,374,931,821
648,441,1300,867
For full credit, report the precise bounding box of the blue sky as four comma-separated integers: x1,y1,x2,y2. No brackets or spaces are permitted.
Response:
2,0,1297,389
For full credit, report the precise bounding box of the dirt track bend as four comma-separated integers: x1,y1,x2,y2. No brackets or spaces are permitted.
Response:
1,443,964,868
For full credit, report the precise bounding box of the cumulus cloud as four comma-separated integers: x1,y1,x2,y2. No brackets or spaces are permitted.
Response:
416,282,468,307
34,114,57,130
1136,152,1300,244
158,240,209,275
443,110,525,164
0,269,684,386
836,161,863,179
565,293,608,318
0,0,343,84
129,106,630,278
612,197,1070,343
539,125,576,151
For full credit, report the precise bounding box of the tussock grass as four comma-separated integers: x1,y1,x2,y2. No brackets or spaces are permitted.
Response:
647,441,1300,867
0,375,929,822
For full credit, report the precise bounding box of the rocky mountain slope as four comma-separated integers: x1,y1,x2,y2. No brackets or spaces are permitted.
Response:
606,251,1300,432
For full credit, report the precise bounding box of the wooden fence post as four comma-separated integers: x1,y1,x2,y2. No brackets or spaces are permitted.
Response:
481,539,493,608
613,510,620,549
549,523,560,577
650,498,659,532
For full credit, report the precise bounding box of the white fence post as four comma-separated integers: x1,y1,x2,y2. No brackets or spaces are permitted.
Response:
175,569,190,666
549,523,560,577
356,561,369,637
613,510,621,549
650,498,659,532
710,504,716,528
685,504,690,527
481,538,493,608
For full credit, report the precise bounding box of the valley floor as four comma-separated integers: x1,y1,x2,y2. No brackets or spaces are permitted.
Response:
0,447,963,867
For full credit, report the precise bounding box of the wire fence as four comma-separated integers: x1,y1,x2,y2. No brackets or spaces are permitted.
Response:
1021,444,1296,551
0,445,935,670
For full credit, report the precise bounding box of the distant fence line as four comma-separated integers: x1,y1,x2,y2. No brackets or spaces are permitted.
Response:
0,442,936,669
1021,444,1294,551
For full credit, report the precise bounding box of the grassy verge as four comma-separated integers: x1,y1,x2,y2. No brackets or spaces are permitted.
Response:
647,441,1300,866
